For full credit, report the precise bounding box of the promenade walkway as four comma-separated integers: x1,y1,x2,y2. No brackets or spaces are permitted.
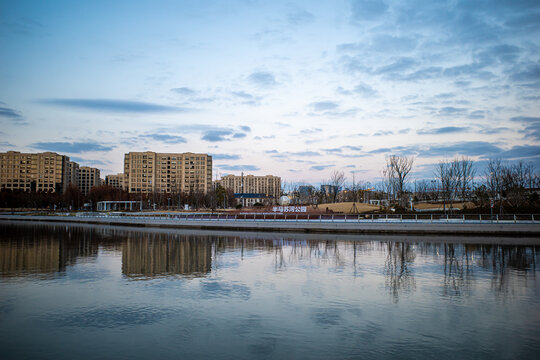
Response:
1,213,539,236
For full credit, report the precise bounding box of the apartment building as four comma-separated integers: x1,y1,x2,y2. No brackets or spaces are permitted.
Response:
105,173,126,190
67,161,79,186
78,166,101,196
0,151,70,193
124,152,212,194
215,174,281,206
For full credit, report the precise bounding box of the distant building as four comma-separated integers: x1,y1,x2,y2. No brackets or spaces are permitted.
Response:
320,184,338,197
298,185,315,196
124,152,212,194
0,151,70,193
297,185,316,204
215,174,281,206
233,193,267,207
105,173,126,190
78,166,100,196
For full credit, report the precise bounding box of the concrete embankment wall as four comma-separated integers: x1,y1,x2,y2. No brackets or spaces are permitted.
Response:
1,215,539,237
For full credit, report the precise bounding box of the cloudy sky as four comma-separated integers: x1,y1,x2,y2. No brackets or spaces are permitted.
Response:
1,0,539,184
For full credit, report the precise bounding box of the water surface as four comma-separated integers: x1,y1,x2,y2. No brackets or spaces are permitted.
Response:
1,222,539,359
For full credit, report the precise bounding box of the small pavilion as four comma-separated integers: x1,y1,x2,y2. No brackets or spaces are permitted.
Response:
96,201,142,211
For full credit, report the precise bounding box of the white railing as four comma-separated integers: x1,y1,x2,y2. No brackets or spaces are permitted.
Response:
70,212,539,224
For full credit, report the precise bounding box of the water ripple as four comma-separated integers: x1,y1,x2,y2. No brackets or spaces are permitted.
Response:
199,280,251,300
41,305,177,329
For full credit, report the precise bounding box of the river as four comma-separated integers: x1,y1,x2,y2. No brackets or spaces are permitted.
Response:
1,221,538,359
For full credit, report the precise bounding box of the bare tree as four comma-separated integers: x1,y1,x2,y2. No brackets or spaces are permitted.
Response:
281,181,296,196
359,180,373,203
381,167,394,203
525,162,540,189
414,180,434,201
383,155,414,207
502,161,536,209
433,157,475,213
457,156,475,201
482,160,540,212
348,174,372,203
329,170,346,203
349,172,359,202
435,159,459,214
348,173,369,203
485,159,504,213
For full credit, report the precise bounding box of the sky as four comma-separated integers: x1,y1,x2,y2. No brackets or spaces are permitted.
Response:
1,0,539,185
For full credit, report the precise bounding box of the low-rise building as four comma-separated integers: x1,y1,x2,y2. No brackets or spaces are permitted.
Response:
215,174,281,206
105,173,126,190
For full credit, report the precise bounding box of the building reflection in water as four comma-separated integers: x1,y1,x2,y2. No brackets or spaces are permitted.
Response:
1,223,538,300
122,233,212,279
0,224,99,278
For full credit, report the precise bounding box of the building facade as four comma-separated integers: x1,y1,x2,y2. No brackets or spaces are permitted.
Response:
105,173,126,190
78,166,101,196
124,152,212,194
0,151,70,193
215,174,281,206
67,161,79,187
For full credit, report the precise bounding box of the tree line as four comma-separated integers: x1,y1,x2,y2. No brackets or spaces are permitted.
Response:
284,156,539,213
0,184,237,211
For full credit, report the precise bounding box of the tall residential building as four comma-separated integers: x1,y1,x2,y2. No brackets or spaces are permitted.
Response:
0,151,70,193
67,161,79,186
105,173,126,190
124,152,212,194
215,174,281,206
78,166,100,196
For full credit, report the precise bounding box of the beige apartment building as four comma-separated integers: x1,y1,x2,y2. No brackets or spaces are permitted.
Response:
0,151,70,193
124,152,212,194
215,174,281,206
105,173,126,190
78,166,101,196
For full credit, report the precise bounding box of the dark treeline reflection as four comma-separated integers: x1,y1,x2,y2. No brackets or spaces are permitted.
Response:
1,224,538,296
384,242,416,303
383,242,539,301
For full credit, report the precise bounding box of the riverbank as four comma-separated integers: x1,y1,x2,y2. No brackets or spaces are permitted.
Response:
1,214,539,237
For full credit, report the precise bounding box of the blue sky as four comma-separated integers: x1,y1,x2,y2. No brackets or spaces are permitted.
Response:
1,0,539,183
